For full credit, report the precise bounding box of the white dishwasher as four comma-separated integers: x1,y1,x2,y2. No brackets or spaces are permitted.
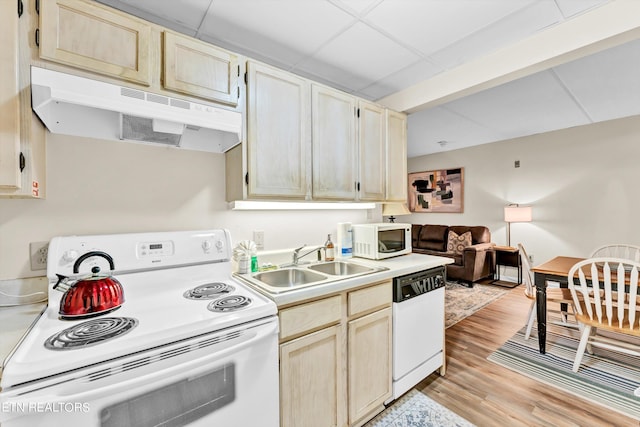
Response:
390,266,446,401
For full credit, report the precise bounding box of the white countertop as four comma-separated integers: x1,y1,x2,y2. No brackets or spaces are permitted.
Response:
0,302,47,379
235,253,453,307
0,254,452,379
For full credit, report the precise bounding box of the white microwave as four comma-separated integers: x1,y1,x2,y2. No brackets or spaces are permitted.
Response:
352,223,412,260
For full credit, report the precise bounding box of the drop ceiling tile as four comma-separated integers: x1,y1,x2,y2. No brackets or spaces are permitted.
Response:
364,0,535,57
443,70,591,138
333,0,381,14
95,0,211,35
553,38,640,123
554,0,611,18
293,56,376,94
358,60,442,100
407,107,505,157
296,22,420,87
199,0,354,67
429,1,562,70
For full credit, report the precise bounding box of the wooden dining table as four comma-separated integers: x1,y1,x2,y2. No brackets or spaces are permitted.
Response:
530,256,585,354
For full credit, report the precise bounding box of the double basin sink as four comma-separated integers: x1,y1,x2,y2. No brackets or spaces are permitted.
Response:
240,260,387,293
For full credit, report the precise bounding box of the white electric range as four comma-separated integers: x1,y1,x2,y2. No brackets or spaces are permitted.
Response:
0,229,279,427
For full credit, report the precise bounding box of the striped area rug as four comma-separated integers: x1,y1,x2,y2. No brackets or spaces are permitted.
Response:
488,320,640,420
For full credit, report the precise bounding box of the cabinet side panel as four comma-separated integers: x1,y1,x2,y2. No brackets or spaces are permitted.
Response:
0,0,21,189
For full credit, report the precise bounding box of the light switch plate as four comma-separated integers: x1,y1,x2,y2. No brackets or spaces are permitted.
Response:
253,230,264,250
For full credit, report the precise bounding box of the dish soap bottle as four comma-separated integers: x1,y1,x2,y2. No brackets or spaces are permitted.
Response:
325,234,335,261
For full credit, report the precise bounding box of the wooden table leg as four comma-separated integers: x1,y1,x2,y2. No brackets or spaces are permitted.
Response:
534,272,547,354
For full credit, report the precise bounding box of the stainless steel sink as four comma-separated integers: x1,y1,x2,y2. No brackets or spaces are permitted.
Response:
237,260,388,294
308,261,375,276
253,268,327,288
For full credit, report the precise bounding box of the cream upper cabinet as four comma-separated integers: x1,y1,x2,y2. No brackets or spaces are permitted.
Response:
386,110,408,202
163,31,238,106
312,85,357,200
39,0,151,86
246,61,311,199
0,0,21,189
358,101,386,201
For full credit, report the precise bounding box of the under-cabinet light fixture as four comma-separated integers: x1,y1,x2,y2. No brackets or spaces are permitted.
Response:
229,201,376,211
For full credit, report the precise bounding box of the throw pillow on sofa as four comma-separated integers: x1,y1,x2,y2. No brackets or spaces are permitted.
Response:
447,230,472,255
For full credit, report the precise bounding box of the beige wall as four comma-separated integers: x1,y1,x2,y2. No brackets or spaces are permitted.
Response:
407,114,640,266
0,133,372,281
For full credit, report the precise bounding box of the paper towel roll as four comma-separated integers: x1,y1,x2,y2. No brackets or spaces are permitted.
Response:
337,222,352,258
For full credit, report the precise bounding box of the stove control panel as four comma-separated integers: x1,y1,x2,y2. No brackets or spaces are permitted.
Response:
137,241,175,258
47,229,232,278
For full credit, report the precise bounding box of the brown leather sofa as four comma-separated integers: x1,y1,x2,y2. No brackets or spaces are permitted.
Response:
411,224,495,286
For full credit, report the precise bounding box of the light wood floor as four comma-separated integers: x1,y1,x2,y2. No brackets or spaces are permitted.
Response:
417,285,640,427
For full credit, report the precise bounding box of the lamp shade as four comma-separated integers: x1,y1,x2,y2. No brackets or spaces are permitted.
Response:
382,203,411,216
504,205,532,223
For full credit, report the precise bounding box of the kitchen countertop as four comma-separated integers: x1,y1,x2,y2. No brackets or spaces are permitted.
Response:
0,302,47,380
0,254,452,379
235,253,454,307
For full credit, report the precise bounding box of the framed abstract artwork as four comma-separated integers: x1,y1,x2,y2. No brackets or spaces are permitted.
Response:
407,168,464,213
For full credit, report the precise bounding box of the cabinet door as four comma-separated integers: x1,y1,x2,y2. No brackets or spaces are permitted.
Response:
246,61,310,199
386,110,408,202
348,307,392,425
358,101,386,201
0,0,20,189
312,85,357,200
163,31,238,106
39,0,151,85
280,325,346,427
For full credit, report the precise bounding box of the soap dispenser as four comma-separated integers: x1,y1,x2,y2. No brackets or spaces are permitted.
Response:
325,234,335,261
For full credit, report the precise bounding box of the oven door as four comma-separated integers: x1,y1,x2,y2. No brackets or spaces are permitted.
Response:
0,316,279,427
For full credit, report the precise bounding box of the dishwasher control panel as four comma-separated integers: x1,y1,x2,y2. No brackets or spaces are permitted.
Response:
392,266,445,302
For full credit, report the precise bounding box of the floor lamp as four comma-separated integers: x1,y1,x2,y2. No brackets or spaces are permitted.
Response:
504,204,532,247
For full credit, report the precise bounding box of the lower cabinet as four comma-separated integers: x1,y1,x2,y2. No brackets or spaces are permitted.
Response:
348,307,392,424
280,325,345,427
278,281,392,427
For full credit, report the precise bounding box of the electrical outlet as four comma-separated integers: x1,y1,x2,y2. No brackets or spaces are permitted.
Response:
253,230,264,250
30,241,49,271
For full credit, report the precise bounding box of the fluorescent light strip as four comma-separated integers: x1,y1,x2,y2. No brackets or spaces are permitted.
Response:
229,201,376,210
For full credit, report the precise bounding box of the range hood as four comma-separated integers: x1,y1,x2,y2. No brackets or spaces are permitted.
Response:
30,66,242,153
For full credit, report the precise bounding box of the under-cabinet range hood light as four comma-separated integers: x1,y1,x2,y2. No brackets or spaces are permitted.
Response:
30,66,242,153
229,201,377,210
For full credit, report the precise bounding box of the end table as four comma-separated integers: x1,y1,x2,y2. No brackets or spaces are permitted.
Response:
493,245,521,284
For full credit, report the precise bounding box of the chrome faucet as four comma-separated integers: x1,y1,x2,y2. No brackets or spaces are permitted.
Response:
291,244,323,266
